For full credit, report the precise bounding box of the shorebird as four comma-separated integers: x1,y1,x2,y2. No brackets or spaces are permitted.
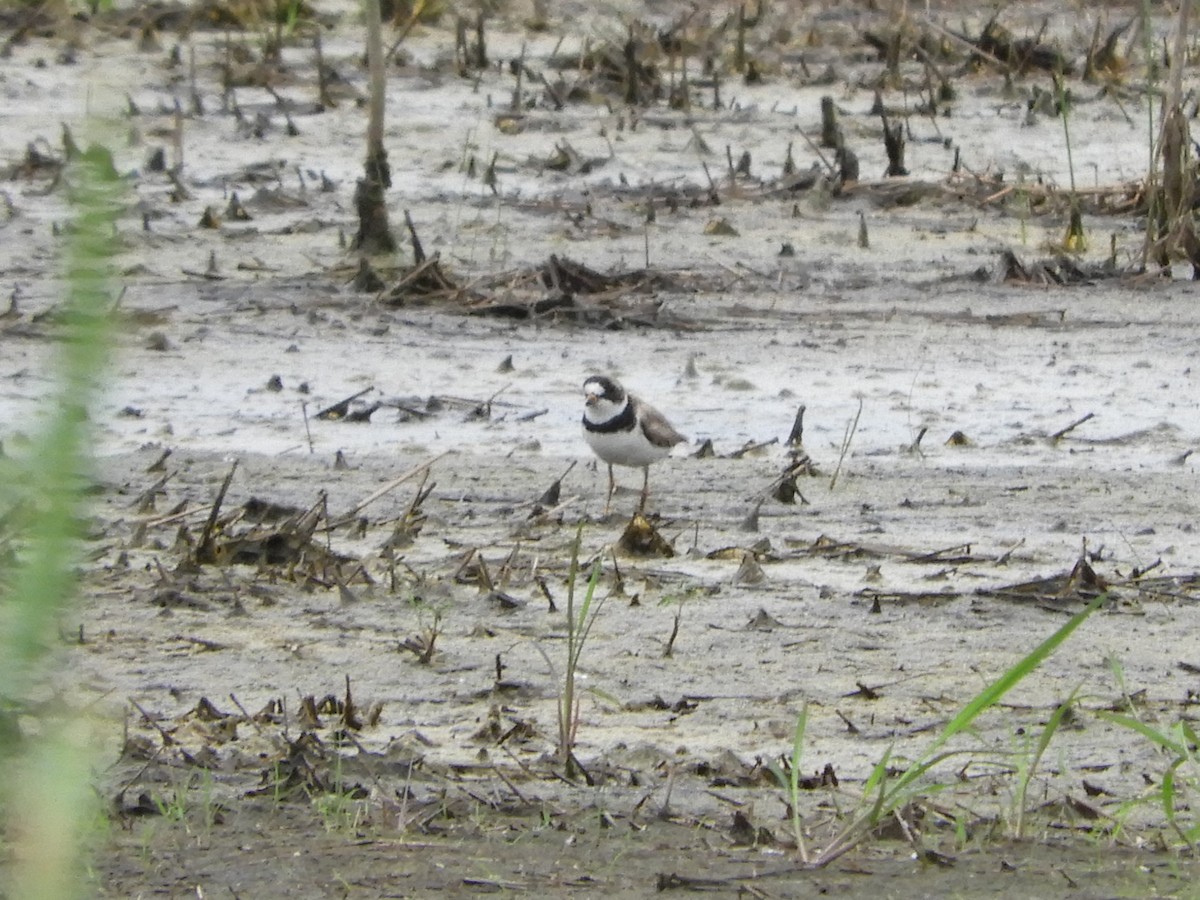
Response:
581,375,686,513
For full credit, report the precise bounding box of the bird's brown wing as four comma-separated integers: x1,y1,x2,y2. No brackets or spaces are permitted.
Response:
635,397,687,448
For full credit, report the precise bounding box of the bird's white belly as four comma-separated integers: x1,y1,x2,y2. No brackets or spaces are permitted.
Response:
584,425,669,468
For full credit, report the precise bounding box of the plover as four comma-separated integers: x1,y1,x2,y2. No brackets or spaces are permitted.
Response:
581,375,686,513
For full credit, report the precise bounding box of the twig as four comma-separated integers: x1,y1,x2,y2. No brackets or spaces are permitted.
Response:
301,400,314,453
1050,412,1094,442
664,608,682,658
228,692,265,736
482,382,511,417
916,14,1011,72
906,542,972,563
142,505,205,528
315,387,373,420
793,116,837,178
829,399,862,490
334,451,449,523
383,0,427,64
995,538,1024,565
129,698,175,746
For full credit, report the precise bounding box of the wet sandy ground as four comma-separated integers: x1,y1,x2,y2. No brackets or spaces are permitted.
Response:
65,280,1200,895
4,0,1200,894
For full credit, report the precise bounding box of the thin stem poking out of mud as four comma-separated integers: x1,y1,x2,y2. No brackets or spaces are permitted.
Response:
829,399,861,491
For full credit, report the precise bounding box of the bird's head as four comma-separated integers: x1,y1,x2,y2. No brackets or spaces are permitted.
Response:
583,375,626,419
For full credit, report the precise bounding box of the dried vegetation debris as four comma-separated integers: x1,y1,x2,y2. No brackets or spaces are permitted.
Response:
381,244,707,327
110,680,823,840
9,1,1200,888
780,531,1200,613
40,423,1200,888
5,0,1191,336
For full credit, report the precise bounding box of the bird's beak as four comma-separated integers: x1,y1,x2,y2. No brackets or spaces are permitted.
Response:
584,393,598,406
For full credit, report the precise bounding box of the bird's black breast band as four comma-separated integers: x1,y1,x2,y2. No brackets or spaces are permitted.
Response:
583,402,636,434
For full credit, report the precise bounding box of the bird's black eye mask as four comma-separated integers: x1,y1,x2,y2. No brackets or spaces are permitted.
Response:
585,376,623,403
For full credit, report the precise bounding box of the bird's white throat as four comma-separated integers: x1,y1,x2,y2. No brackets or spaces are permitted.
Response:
583,396,626,424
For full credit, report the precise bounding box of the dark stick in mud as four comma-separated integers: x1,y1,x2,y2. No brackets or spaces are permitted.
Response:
403,209,425,264
820,96,839,148
196,459,238,564
315,387,373,420
623,25,639,105
1050,411,1094,442
512,43,525,111
881,112,908,177
787,405,806,446
664,608,681,657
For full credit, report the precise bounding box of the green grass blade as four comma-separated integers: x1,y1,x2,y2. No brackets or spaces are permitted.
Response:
1095,711,1186,757
862,746,892,798
892,592,1107,798
1180,719,1199,754
573,559,604,654
1161,762,1178,827
2,149,118,692
818,592,1106,867
788,704,809,862
2,142,120,900
1014,686,1080,838
790,704,808,792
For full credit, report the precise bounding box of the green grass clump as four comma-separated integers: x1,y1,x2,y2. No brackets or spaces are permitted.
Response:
782,592,1107,866
1,142,120,900
557,526,604,778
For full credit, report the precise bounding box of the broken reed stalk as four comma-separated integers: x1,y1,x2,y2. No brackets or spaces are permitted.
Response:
1165,0,1189,116
829,399,862,491
195,459,238,563
734,3,746,73
298,402,316,453
314,31,332,107
172,104,184,173
819,96,839,148
1157,2,1199,274
1140,0,1180,269
353,0,396,253
512,43,525,111
335,450,449,523
881,112,907,177
786,404,806,446
623,24,639,105
403,209,426,264
364,3,387,171
473,10,487,69
663,608,681,658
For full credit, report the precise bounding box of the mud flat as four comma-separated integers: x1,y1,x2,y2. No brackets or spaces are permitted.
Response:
3,0,1200,895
